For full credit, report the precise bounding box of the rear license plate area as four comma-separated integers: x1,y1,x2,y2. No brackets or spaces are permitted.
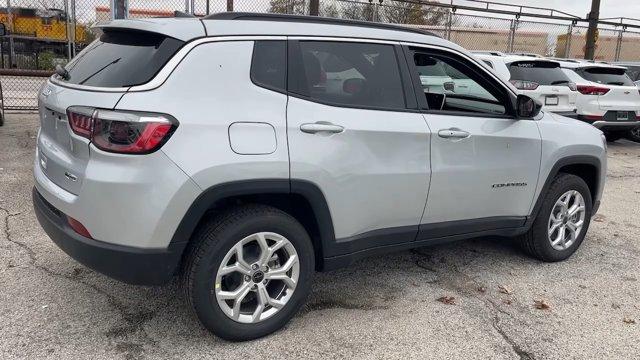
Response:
545,96,559,106
617,111,629,121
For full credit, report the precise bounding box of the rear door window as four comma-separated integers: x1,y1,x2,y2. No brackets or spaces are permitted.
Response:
289,41,407,110
62,30,184,87
251,41,287,92
508,61,571,86
575,67,635,86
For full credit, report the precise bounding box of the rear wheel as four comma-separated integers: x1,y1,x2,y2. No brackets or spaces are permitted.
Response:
181,204,314,341
626,126,640,143
604,131,624,142
519,173,592,262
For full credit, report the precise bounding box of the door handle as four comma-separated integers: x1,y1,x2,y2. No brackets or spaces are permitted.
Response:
438,128,470,139
300,122,344,134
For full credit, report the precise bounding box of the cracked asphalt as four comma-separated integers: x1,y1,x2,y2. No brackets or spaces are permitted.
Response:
1,114,639,359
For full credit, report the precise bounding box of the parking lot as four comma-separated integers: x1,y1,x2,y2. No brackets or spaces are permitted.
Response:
1,113,639,359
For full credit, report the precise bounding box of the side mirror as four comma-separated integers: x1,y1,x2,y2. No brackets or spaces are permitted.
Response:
0,24,6,37
443,81,455,92
516,94,542,118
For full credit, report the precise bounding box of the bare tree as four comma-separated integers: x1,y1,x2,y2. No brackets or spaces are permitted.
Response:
340,1,375,21
381,0,451,25
320,3,341,18
268,0,307,15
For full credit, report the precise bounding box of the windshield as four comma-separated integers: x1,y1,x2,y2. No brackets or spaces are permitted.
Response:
63,30,184,87
508,61,571,86
575,67,635,86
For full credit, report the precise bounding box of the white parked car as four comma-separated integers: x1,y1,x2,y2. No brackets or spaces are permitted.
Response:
555,60,640,141
473,54,578,116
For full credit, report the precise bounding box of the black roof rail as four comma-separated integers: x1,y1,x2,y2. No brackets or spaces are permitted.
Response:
204,12,441,38
173,10,196,18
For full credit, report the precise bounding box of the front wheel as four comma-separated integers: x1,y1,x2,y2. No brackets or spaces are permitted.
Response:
519,173,592,262
181,205,315,341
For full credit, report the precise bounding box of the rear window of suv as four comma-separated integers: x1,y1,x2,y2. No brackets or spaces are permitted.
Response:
575,67,634,86
508,61,571,86
62,30,184,87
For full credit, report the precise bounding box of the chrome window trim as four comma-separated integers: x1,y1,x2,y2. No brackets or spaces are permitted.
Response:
49,36,287,93
49,35,515,97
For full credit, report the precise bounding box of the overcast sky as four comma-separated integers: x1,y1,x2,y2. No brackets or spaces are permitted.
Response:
484,0,640,21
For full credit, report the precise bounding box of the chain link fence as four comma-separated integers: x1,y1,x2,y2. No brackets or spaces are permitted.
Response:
0,0,638,112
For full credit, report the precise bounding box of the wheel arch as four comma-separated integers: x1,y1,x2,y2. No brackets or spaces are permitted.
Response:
170,179,336,271
528,155,602,226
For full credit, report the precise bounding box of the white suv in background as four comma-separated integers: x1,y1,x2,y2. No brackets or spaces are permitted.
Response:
556,60,640,141
474,54,578,117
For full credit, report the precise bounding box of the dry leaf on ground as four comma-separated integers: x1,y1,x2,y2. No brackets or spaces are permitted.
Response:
534,299,551,310
437,296,456,305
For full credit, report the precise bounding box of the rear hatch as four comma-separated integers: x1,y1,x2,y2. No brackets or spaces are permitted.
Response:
37,29,184,195
508,60,577,112
575,66,640,113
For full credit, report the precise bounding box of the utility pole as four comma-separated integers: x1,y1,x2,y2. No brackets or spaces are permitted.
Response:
227,0,234,12
584,0,600,60
310,0,319,16
111,0,128,19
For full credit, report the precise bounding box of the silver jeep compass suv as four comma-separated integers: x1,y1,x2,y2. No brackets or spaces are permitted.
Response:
33,13,607,341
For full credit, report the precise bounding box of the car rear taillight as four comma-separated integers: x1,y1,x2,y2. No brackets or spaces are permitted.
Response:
66,107,178,154
577,85,610,96
509,80,539,90
67,107,94,138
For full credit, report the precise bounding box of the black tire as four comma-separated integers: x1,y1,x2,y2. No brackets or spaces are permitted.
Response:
181,204,314,341
604,132,624,142
626,127,640,143
519,173,592,262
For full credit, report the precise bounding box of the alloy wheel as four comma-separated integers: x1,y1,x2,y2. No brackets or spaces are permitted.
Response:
214,232,299,324
548,190,586,251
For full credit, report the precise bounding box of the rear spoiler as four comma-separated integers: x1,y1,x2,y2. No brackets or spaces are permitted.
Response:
93,18,205,41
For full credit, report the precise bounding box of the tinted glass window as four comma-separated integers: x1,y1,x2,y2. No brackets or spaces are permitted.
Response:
508,61,571,86
624,66,640,82
576,67,635,86
251,41,286,92
292,41,406,110
63,30,184,87
411,51,506,116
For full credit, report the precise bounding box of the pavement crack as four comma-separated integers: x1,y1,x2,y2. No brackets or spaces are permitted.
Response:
1,207,157,349
491,313,535,360
411,248,535,360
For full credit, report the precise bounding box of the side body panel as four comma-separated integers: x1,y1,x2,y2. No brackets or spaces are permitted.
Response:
287,96,431,242
421,114,542,224
116,40,290,190
533,112,607,211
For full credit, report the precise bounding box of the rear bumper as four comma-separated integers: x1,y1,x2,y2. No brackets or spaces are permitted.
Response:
33,187,186,285
552,111,579,119
590,120,640,131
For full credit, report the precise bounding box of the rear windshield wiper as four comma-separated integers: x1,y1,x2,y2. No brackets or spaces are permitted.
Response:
607,81,625,86
550,80,570,85
78,58,121,85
